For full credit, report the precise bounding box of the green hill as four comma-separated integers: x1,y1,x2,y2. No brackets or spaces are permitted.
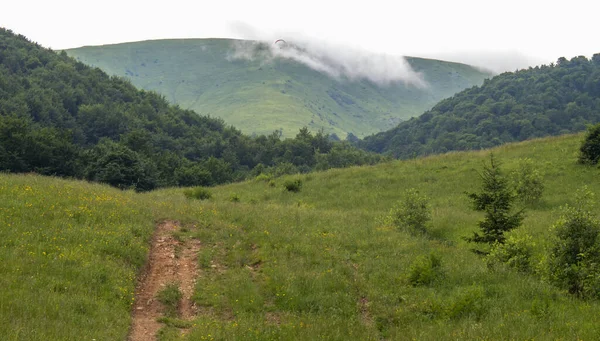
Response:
4,133,600,340
65,39,491,137
0,28,383,191
361,54,600,158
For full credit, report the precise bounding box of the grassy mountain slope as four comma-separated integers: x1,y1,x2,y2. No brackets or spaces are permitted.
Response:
0,28,383,191
65,39,491,137
361,54,600,158
4,133,600,339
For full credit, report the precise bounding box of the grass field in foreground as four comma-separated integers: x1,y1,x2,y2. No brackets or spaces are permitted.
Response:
2,133,600,340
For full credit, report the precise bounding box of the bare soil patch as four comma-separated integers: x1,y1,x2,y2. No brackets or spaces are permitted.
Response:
128,221,201,341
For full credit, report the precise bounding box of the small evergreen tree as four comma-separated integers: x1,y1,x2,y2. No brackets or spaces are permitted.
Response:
465,154,524,253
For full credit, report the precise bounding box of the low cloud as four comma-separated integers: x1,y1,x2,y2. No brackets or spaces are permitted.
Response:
421,50,549,74
226,27,427,88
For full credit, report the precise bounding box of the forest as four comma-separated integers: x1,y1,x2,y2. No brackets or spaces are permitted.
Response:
361,54,600,158
0,28,383,191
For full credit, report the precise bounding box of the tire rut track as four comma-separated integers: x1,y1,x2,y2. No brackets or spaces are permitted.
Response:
128,221,200,341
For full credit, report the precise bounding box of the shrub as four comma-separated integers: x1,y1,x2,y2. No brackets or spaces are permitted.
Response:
446,286,486,320
157,282,182,317
387,188,431,234
578,123,600,165
486,232,535,273
183,186,212,200
530,295,552,318
512,158,544,205
255,173,272,182
408,253,443,286
547,187,600,298
283,178,303,192
229,193,241,202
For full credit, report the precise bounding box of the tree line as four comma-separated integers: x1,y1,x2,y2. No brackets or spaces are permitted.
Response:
361,54,600,158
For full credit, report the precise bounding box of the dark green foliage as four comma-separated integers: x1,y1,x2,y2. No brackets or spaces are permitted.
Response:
465,155,524,251
270,162,299,177
578,123,600,165
548,188,600,298
283,179,302,192
183,187,212,200
0,28,384,190
362,54,600,158
173,164,211,187
0,115,80,176
83,139,157,191
315,142,387,171
408,253,443,286
386,188,431,234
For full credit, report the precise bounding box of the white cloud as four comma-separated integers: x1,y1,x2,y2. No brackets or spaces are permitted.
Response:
1,0,598,72
227,27,427,87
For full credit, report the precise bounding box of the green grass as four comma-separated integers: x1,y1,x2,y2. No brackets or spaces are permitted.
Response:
2,133,600,340
0,176,155,340
146,133,600,340
65,39,491,138
157,283,182,317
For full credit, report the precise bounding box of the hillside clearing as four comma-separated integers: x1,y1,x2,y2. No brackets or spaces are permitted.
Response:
3,133,600,340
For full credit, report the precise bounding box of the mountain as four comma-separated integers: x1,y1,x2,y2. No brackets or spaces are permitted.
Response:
4,133,600,339
65,39,491,137
361,55,600,158
0,28,383,191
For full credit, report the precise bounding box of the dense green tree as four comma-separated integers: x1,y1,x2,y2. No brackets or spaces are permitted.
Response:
315,142,385,170
0,115,80,176
174,164,211,187
83,139,158,191
0,115,31,172
578,123,600,165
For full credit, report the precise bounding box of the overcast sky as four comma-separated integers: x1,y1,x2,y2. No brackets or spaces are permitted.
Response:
2,0,598,72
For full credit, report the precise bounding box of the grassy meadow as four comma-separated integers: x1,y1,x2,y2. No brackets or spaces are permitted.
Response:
2,133,600,340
